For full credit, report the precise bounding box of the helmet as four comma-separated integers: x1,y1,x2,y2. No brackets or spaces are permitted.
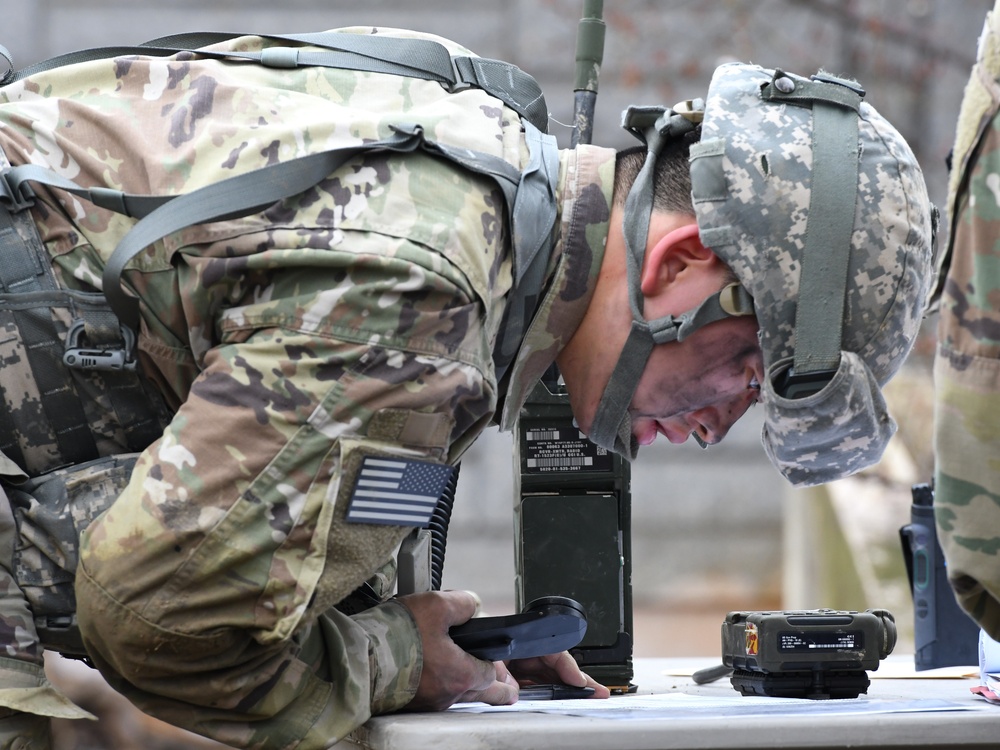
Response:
587,63,934,486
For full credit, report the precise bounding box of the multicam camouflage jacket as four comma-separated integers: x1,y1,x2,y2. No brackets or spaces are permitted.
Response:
935,1,1000,642
0,27,615,749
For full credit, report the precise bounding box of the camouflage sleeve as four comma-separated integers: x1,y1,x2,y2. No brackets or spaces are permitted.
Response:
351,599,422,714
76,245,496,746
934,107,1000,640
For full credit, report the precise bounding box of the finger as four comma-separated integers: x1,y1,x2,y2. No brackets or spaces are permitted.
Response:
509,652,585,685
546,653,611,696
398,589,481,632
541,651,588,687
463,667,518,706
493,660,515,686
460,589,483,618
580,671,611,699
476,679,519,706
538,653,611,698
441,589,483,627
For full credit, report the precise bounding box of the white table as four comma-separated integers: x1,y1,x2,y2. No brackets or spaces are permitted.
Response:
338,657,997,750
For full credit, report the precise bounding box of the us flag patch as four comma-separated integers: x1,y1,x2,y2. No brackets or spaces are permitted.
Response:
345,457,454,527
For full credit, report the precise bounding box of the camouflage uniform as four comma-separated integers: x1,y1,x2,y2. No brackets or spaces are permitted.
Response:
0,28,614,749
935,1,1000,641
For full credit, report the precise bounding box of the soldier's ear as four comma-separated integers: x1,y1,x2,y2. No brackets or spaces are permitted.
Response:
640,222,713,296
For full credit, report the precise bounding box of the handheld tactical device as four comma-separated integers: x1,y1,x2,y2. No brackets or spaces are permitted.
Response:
899,483,980,670
449,596,588,662
721,609,897,699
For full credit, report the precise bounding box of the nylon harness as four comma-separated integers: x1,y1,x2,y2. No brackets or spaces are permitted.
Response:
0,31,561,475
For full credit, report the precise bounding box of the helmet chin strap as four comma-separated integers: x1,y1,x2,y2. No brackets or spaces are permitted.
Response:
585,102,755,458
586,282,754,457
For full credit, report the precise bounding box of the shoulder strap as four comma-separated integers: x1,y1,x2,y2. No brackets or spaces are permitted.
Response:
1,120,560,380
1,31,549,134
0,31,561,381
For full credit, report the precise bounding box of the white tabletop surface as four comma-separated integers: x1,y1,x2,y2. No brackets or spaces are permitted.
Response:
337,656,997,750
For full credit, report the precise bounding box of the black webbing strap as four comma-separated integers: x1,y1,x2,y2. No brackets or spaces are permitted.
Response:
0,30,560,386
1,31,550,134
147,30,458,80
1,120,555,384
97,123,519,334
451,56,547,135
60,294,168,455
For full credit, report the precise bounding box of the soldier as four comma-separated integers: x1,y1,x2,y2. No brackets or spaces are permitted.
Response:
934,0,1000,642
0,26,933,750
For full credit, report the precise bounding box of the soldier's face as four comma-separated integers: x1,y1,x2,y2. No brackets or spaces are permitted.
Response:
628,314,763,447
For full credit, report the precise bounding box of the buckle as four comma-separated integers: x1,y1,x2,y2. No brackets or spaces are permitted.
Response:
0,43,13,86
0,168,35,212
63,319,137,372
622,103,702,147
621,105,669,139
719,282,755,317
773,365,836,400
446,56,475,93
672,98,705,125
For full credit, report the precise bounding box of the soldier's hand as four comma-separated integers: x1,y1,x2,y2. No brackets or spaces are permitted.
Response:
398,590,518,711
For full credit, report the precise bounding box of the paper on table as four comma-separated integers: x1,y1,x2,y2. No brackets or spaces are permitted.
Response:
971,681,1000,705
448,692,975,719
665,661,979,680
978,629,1000,703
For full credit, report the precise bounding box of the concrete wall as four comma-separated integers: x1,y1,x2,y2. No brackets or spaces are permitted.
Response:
2,0,988,618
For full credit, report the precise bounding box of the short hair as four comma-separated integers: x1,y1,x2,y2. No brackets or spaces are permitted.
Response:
612,126,700,214
613,126,739,287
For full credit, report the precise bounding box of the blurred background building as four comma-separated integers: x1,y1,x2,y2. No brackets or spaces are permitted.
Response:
1,1,991,747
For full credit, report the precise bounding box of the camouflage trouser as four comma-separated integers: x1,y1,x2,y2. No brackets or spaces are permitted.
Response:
0,455,135,749
0,490,57,750
934,2,1000,641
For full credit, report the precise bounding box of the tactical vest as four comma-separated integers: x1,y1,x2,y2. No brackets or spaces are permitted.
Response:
0,30,562,477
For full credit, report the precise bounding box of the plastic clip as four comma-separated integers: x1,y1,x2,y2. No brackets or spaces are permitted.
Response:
0,168,35,212
63,319,137,371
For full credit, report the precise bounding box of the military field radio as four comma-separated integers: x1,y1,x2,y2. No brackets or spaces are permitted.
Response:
511,0,637,693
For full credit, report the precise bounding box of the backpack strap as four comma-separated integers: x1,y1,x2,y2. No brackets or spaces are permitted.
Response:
1,31,549,134
0,31,561,384
0,121,560,384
